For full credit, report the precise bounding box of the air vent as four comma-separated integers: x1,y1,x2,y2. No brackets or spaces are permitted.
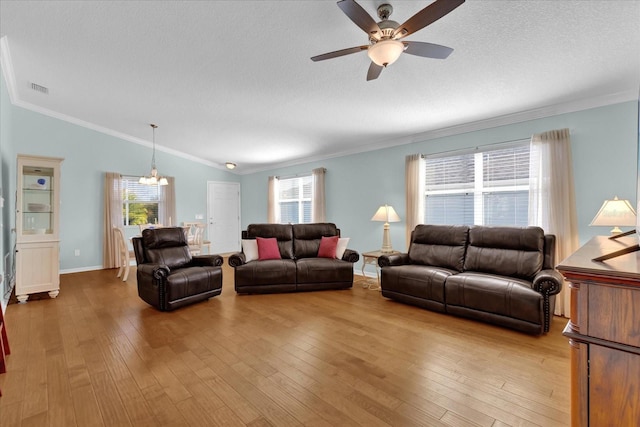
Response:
30,82,49,94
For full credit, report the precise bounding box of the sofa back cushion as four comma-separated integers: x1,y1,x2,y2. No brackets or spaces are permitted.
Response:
464,226,544,280
142,227,192,269
245,224,294,259
408,225,469,272
293,223,340,259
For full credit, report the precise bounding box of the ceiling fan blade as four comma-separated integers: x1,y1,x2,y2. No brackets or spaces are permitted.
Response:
311,45,368,62
366,62,383,81
337,0,382,39
393,0,465,39
403,41,453,59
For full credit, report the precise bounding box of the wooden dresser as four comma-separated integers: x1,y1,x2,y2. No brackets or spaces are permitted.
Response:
557,235,640,427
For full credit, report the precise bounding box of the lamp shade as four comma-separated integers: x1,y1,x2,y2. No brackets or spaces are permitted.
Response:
590,196,636,234
371,204,401,223
367,40,404,67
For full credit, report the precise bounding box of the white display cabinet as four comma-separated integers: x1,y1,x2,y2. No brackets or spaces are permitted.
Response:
15,155,64,303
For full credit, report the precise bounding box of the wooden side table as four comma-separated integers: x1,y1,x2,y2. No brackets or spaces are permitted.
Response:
361,250,400,290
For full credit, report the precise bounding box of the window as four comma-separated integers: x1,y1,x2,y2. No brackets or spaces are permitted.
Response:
277,175,312,224
122,176,160,226
424,142,530,226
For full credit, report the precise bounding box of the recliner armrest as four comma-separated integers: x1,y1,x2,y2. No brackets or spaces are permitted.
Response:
378,253,410,267
342,249,360,263
532,269,563,295
228,252,246,267
190,254,223,267
137,263,171,280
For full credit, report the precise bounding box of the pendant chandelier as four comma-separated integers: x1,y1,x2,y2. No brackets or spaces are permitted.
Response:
139,123,168,186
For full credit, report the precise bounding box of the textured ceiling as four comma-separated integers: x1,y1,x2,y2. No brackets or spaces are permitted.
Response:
1,0,639,174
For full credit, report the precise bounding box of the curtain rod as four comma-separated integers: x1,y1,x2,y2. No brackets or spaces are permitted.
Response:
276,167,325,180
421,136,532,158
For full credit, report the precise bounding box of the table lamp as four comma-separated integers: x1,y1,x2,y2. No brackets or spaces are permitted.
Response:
371,204,401,253
589,196,637,236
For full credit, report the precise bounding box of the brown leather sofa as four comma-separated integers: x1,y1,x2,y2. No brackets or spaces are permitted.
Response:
132,227,223,311
228,223,360,294
379,225,563,335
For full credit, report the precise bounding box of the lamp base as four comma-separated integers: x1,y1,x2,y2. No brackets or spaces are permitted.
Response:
380,223,394,253
610,226,623,235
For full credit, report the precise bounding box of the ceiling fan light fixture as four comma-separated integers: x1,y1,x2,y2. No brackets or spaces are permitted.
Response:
368,39,404,67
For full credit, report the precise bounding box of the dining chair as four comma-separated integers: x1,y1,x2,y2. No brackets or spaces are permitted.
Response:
113,226,134,281
183,222,198,244
188,224,204,255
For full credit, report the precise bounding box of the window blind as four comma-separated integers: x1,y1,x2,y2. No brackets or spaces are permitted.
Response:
424,143,530,226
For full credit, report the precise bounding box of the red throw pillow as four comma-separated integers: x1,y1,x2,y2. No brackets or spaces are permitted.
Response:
317,235,339,258
257,237,281,260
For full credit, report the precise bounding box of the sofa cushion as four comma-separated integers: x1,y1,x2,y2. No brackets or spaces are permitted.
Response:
165,266,223,303
336,237,350,259
296,258,353,285
381,264,455,309
317,236,339,258
445,272,543,325
408,225,469,272
464,226,544,280
246,224,294,259
257,237,282,260
234,259,297,287
293,223,339,259
242,239,259,262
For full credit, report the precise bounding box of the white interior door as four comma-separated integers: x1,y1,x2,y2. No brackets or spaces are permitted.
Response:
207,181,241,254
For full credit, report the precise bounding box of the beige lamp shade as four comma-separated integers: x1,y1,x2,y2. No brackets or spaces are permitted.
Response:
371,204,401,253
371,204,401,223
589,196,637,235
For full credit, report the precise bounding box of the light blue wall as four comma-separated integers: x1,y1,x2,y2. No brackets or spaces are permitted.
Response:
3,65,638,279
240,101,639,257
0,70,11,310
0,72,238,274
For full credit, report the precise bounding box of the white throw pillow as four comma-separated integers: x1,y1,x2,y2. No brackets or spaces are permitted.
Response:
242,239,259,262
335,237,350,259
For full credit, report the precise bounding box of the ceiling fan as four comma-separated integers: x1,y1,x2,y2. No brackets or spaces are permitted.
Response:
311,0,465,81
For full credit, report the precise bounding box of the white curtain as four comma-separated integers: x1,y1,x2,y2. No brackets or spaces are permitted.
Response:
159,176,177,226
267,175,279,223
405,154,425,250
103,172,123,268
528,128,579,317
312,167,326,222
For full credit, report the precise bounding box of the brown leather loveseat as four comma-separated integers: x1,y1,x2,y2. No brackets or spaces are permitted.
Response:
228,223,360,294
379,224,563,335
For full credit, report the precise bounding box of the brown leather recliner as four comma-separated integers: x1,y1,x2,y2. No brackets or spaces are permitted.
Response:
132,227,223,311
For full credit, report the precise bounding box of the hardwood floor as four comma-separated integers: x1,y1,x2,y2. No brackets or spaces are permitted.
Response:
0,263,570,426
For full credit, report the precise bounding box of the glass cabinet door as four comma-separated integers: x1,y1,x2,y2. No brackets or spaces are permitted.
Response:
21,165,55,236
